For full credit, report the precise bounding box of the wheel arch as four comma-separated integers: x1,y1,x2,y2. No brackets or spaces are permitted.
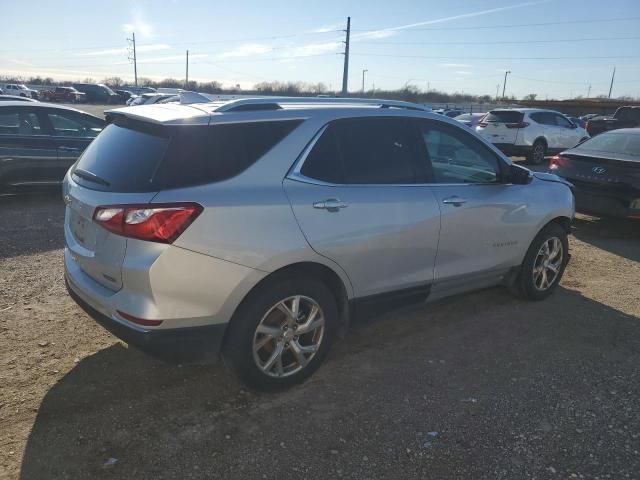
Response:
224,261,352,348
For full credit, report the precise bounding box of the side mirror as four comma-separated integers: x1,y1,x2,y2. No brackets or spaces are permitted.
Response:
507,163,532,185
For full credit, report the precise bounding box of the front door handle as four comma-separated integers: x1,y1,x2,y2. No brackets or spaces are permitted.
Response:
313,198,348,212
442,196,467,206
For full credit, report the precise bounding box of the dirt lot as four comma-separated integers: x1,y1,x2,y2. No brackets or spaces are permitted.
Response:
1,191,639,480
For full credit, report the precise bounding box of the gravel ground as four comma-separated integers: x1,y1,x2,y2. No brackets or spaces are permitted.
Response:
1,192,640,479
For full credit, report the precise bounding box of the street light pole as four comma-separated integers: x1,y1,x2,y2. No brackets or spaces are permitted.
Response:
502,70,511,100
362,69,368,93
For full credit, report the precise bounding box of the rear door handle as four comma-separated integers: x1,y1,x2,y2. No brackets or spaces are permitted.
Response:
313,198,348,211
442,196,467,206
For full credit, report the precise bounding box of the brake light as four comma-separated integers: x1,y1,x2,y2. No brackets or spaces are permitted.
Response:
93,203,203,243
550,155,571,170
506,122,529,129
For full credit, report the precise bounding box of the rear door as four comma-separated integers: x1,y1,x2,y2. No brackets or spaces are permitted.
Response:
284,116,441,298
64,122,168,290
551,113,581,149
417,120,531,283
0,106,59,188
476,110,523,145
41,108,104,166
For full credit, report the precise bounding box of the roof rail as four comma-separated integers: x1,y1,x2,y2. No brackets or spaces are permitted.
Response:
213,96,431,113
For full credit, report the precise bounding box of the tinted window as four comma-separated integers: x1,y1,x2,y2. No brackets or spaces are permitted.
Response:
0,111,19,134
47,110,103,137
484,111,523,123
419,121,501,184
0,109,42,135
574,132,640,157
73,123,169,192
299,125,343,183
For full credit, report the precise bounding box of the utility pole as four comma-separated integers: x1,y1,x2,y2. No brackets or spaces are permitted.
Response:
127,32,138,87
496,84,500,101
185,50,189,90
587,84,591,98
341,17,351,97
502,70,511,100
361,69,368,93
608,67,616,99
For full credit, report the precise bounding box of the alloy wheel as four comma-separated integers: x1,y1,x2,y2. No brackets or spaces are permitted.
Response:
532,237,563,291
252,295,325,378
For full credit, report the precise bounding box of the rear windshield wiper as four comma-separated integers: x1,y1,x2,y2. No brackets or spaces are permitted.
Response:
72,168,110,187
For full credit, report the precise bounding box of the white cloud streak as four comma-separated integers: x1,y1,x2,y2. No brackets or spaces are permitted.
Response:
218,43,272,59
122,10,155,38
77,44,170,57
441,63,473,68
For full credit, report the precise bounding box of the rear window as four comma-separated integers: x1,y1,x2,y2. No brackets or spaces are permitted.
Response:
73,120,302,192
484,111,523,123
574,132,640,157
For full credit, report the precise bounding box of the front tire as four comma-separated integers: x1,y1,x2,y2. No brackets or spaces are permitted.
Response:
223,274,338,390
513,223,569,301
527,139,547,165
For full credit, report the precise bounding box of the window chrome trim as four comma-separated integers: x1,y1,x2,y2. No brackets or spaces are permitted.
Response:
286,119,515,189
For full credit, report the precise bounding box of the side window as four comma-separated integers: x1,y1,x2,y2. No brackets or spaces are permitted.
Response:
419,121,501,184
299,125,344,184
47,111,103,137
554,114,573,128
530,112,544,124
300,117,422,184
0,111,19,134
20,112,43,135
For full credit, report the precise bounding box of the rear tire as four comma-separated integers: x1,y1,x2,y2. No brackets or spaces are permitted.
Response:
223,274,338,390
527,139,547,165
512,223,569,301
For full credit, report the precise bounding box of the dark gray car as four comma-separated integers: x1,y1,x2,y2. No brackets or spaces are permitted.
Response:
0,102,104,191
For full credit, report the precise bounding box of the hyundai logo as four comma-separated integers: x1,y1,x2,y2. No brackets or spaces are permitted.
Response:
592,167,606,174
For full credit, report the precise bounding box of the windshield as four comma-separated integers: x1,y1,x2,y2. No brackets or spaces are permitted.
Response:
574,131,640,157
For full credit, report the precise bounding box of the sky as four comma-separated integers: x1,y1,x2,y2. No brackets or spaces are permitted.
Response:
0,0,639,99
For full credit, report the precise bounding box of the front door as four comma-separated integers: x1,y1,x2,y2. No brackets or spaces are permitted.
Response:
416,120,530,283
284,116,441,298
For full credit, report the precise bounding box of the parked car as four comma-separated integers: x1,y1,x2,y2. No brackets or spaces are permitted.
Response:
434,109,464,118
115,90,134,103
72,83,120,104
580,113,600,122
0,87,3,94
550,128,640,218
40,86,86,103
454,113,486,128
0,95,38,102
476,108,589,164
123,86,157,96
128,93,179,106
63,97,574,389
4,84,38,99
564,115,585,129
0,102,104,191
585,106,640,137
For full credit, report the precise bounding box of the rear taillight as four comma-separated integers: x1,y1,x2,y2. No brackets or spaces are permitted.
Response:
477,122,488,128
506,122,529,129
93,203,203,244
550,155,571,170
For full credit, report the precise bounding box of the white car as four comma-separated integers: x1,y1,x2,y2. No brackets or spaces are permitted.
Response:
4,84,38,99
454,113,486,128
475,108,589,164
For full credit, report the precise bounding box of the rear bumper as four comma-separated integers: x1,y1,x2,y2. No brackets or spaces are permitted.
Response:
572,183,640,218
66,276,227,360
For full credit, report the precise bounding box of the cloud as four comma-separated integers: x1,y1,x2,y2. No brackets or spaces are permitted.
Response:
293,41,342,56
0,57,35,67
311,23,343,33
77,44,170,57
218,43,272,59
114,53,208,65
441,63,472,68
456,71,472,75
122,10,155,38
353,1,550,40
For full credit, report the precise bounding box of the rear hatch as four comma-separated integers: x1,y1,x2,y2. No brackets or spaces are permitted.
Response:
64,120,171,291
476,110,524,145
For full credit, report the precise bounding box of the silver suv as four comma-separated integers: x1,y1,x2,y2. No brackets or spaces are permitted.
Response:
63,97,575,388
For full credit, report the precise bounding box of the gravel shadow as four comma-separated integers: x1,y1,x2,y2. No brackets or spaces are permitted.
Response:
572,215,640,262
20,286,640,479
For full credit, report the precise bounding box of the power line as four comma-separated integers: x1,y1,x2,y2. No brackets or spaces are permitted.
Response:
352,16,640,32
350,53,640,60
355,36,640,46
